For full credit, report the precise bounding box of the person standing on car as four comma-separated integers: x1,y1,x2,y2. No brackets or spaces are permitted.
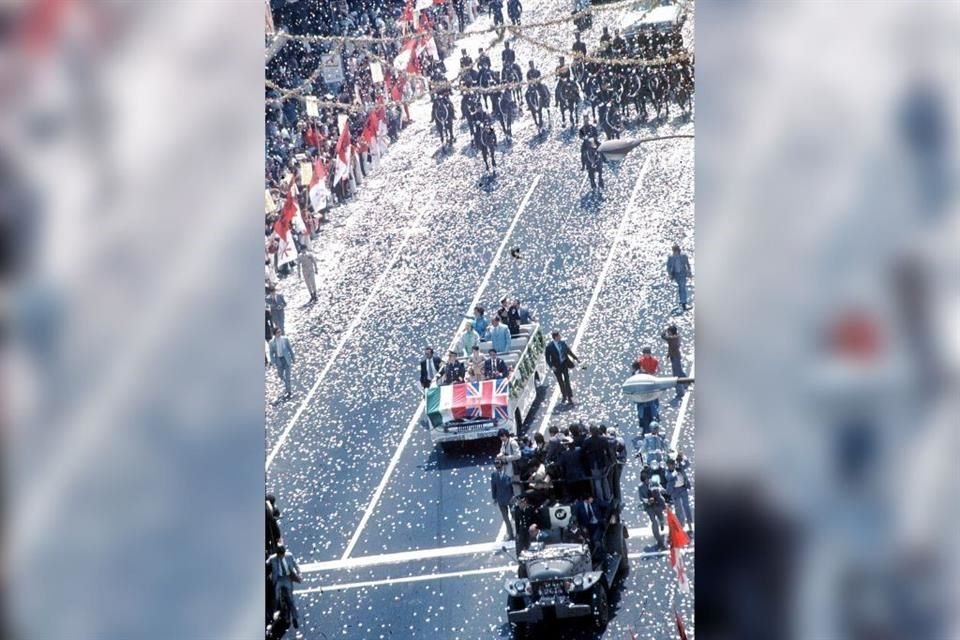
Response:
639,475,667,550
420,347,443,389
491,459,516,540
546,329,580,404
438,350,466,385
484,314,512,354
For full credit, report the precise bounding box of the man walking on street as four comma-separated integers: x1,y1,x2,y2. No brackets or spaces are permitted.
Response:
266,544,302,630
269,327,295,398
666,243,692,310
661,324,687,402
632,346,660,433
666,455,694,535
297,249,319,303
546,330,580,404
638,475,667,550
491,460,515,540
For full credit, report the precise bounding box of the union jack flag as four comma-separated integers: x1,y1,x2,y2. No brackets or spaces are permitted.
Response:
465,379,510,421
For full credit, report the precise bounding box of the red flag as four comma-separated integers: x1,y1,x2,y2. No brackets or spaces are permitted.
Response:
273,182,298,239
304,123,323,152
333,122,352,185
667,509,691,594
401,0,414,23
360,111,380,148
675,610,688,640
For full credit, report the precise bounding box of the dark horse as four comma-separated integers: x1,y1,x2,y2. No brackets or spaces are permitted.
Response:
431,95,456,147
478,66,496,110
494,89,516,140
555,76,580,128
461,91,483,145
502,61,524,104
525,81,550,133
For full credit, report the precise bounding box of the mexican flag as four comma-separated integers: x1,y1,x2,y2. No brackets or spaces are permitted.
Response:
426,383,468,427
426,380,510,427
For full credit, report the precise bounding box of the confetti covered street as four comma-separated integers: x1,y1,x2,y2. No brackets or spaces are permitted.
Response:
266,1,694,637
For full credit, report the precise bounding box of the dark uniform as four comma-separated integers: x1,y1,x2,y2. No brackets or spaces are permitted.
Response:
501,46,516,66
526,65,541,82
638,480,668,549
477,50,491,70
581,138,604,191
578,121,600,143
460,50,473,69
475,116,498,172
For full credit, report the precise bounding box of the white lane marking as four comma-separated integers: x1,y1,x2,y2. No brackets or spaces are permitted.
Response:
298,566,515,595
267,196,437,470
298,547,697,595
496,157,654,542
670,360,694,451
340,175,543,561
302,540,505,574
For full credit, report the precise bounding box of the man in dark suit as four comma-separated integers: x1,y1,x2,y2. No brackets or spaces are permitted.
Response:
582,424,612,500
483,348,509,379
544,425,563,464
438,350,466,386
419,347,442,388
490,460,516,540
545,330,580,404
558,436,588,500
575,494,606,553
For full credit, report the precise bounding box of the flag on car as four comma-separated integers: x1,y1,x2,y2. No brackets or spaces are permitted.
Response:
425,383,468,427
667,509,691,594
465,379,510,421
426,380,510,427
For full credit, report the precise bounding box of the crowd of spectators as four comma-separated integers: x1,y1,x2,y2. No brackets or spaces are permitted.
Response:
265,0,487,283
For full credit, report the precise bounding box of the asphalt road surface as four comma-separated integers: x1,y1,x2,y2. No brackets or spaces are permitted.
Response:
266,1,695,637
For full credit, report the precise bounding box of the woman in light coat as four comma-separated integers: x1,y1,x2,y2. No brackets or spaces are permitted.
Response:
460,321,482,356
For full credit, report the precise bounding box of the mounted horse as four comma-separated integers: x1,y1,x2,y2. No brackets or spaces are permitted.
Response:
525,80,551,133
431,94,456,147
555,76,580,128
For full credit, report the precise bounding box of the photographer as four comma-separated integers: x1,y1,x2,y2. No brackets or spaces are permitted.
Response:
666,454,694,535
638,475,668,551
